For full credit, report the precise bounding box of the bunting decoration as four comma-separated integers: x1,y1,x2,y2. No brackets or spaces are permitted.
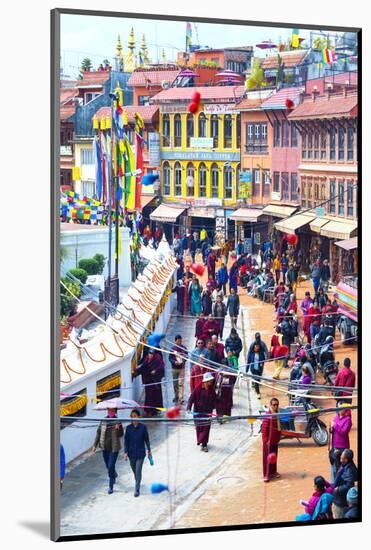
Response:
186,22,192,52
93,135,103,201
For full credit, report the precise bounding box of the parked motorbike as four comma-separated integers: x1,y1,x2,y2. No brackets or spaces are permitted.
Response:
262,396,329,446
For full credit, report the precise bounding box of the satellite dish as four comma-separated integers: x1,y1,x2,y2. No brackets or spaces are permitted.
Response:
161,80,170,89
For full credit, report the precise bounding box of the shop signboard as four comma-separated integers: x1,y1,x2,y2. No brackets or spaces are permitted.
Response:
190,137,214,148
148,132,161,166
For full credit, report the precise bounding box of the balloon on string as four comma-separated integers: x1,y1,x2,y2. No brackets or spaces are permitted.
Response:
191,91,201,103
166,406,181,419
285,98,295,110
285,233,298,246
151,483,169,494
268,452,277,464
142,174,159,186
147,333,166,348
191,262,205,276
188,101,199,114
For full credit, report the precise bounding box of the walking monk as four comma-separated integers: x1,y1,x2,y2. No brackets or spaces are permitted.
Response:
261,397,282,482
134,349,165,416
187,372,216,453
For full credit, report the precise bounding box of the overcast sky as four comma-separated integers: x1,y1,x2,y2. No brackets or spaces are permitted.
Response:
61,13,344,78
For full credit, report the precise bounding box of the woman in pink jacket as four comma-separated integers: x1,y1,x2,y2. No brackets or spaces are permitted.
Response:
329,407,352,482
299,476,333,517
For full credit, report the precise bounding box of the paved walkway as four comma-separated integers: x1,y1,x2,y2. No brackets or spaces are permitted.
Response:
60,300,260,537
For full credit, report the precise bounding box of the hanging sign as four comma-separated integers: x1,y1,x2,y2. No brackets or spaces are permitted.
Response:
148,132,161,166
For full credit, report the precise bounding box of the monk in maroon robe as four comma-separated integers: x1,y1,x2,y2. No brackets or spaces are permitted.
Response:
207,252,216,279
187,372,216,452
215,369,235,417
201,314,220,341
261,397,282,482
135,349,165,417
194,313,206,344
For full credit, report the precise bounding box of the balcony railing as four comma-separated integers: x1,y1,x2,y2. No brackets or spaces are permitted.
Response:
245,142,268,154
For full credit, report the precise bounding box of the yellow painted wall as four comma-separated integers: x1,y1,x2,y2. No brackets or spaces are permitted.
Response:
159,108,240,205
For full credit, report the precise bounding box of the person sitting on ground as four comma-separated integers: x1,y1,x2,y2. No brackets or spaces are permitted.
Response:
332,449,358,519
297,476,334,520
344,486,358,519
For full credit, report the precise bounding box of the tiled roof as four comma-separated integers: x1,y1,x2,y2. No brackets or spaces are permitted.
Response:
94,105,159,124
288,92,358,119
128,69,180,87
261,50,309,69
78,71,110,86
60,87,78,105
150,85,245,103
233,98,265,111
261,86,304,109
60,105,75,121
324,71,358,86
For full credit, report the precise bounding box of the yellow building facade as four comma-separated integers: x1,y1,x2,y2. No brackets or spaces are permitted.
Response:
158,107,241,208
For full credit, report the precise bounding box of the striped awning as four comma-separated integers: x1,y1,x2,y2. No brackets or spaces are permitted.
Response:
309,217,330,233
262,204,298,218
230,208,263,222
274,213,315,235
150,204,187,222
320,220,357,240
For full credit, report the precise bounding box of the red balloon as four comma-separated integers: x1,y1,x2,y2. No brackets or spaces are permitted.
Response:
268,452,277,465
286,233,298,246
191,262,205,276
166,406,181,419
191,91,201,103
285,98,295,110
188,101,199,114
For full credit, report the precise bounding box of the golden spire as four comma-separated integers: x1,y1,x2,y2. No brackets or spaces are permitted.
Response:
124,27,137,72
141,34,150,65
128,27,135,53
116,34,123,57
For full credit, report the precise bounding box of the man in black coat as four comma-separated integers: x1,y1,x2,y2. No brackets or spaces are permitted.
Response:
332,449,358,518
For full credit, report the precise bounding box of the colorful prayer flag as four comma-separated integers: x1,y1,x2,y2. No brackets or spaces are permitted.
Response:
292,28,299,48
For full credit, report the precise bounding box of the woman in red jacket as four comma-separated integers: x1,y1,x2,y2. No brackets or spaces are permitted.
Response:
261,397,282,482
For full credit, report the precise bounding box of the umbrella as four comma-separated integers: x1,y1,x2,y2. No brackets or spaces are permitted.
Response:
93,397,140,410
256,40,277,49
217,79,242,85
216,70,242,78
178,69,199,77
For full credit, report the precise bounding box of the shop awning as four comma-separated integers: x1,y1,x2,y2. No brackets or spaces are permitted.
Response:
150,204,187,222
140,195,156,208
334,236,358,251
188,207,216,219
274,213,315,235
320,220,357,240
309,217,330,233
230,208,263,222
127,194,155,213
262,204,298,218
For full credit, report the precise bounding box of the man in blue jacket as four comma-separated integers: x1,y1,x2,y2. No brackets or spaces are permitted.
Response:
216,263,228,296
124,409,152,497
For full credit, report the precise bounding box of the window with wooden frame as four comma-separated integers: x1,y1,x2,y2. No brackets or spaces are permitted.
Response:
301,129,307,159
198,163,207,197
347,180,354,217
162,114,171,147
314,130,320,159
163,162,171,195
347,126,354,161
301,177,306,207
211,163,219,198
329,179,336,214
338,127,345,161
329,127,336,160
174,162,182,196
321,128,327,160
307,130,313,159
186,113,194,147
338,179,345,215
307,177,313,208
